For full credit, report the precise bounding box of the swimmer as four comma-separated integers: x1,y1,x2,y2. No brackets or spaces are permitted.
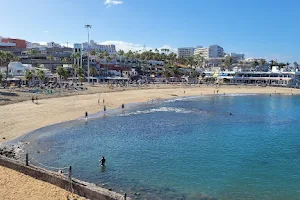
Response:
100,156,106,166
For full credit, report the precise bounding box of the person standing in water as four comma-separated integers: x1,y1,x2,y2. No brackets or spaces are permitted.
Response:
100,156,106,166
85,111,88,119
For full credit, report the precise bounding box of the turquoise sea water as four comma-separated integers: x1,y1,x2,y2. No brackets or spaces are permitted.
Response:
19,95,300,199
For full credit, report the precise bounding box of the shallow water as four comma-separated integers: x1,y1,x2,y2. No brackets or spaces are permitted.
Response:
17,95,300,199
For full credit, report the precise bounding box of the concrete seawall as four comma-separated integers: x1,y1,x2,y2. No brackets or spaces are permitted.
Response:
0,156,130,200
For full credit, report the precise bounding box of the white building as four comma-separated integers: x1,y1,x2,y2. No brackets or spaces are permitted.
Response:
26,42,45,49
82,40,117,55
194,47,209,59
227,53,245,61
194,45,224,59
147,60,164,66
47,41,61,48
177,47,196,58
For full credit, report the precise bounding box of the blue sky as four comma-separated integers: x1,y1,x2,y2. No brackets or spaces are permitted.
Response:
0,0,299,62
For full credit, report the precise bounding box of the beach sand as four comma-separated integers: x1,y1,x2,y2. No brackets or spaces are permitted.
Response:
0,165,85,200
0,85,298,199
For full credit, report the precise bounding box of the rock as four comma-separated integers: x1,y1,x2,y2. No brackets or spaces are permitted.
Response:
2,137,5,140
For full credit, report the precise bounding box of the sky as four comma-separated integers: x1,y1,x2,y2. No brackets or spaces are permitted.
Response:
0,0,299,62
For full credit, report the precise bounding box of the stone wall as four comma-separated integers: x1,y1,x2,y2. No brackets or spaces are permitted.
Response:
0,156,130,200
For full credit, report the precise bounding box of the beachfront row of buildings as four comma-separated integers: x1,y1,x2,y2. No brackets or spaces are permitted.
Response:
1,36,300,87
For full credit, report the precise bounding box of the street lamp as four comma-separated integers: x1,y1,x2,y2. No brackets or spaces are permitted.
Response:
85,24,92,83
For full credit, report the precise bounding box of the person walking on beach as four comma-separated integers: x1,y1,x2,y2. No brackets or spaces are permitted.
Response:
31,96,34,103
35,96,38,104
100,156,106,166
85,111,88,119
121,103,125,109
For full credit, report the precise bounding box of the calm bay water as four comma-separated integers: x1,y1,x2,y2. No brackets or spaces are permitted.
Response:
20,95,300,199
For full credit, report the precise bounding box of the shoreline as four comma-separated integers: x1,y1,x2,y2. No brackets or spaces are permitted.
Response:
0,85,299,200
1,85,299,143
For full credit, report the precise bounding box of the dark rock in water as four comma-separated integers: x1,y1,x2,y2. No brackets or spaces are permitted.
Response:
37,151,40,153
108,188,112,191
134,192,140,196
0,147,16,159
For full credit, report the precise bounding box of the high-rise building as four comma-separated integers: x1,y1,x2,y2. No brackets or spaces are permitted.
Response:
194,45,224,59
177,47,197,58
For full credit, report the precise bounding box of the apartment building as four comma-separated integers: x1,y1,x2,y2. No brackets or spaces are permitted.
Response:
194,45,224,59
177,47,196,58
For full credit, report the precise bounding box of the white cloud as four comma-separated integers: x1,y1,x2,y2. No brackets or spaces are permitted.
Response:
43,30,48,33
99,40,177,53
104,0,123,7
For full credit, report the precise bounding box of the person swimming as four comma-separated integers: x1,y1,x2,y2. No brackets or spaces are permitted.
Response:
100,156,106,166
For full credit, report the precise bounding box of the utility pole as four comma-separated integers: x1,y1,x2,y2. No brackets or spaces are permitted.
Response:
85,24,92,83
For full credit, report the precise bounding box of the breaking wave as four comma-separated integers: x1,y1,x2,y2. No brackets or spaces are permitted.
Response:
120,107,194,116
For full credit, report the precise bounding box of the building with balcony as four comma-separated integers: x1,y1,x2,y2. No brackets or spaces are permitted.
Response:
177,47,196,58
194,45,225,59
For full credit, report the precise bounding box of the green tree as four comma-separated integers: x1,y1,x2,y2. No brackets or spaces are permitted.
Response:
47,55,54,72
25,70,34,85
225,56,233,68
57,66,65,83
294,62,298,67
71,52,81,82
90,67,98,77
286,62,290,68
0,51,18,81
37,70,45,83
260,59,266,66
79,75,85,84
90,50,96,56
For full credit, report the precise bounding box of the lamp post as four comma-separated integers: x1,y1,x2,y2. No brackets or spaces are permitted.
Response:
85,24,92,83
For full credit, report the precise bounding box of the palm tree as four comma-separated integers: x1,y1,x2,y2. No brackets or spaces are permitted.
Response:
225,56,233,69
90,50,96,56
259,59,266,66
0,51,17,82
37,70,45,84
286,62,290,68
71,52,81,82
25,70,34,85
57,66,65,83
47,55,55,72
187,56,194,68
90,67,98,77
294,62,298,67
28,49,38,67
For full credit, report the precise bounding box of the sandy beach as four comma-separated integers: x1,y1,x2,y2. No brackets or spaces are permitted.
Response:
0,85,299,199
